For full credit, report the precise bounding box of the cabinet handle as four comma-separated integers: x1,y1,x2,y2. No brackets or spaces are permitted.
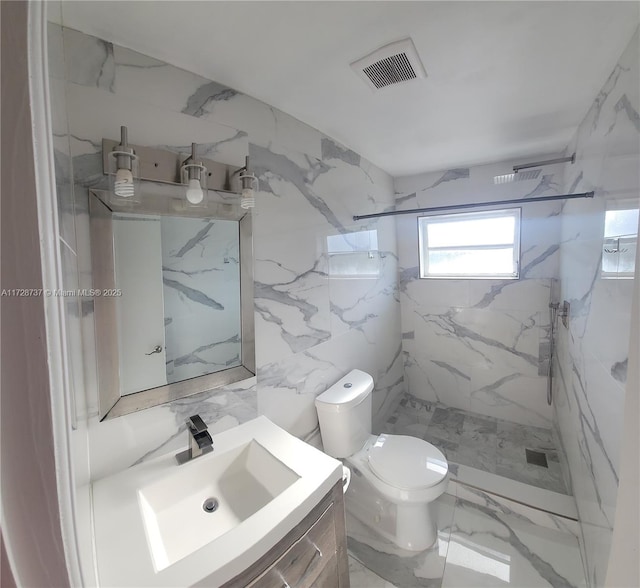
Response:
309,541,322,559
146,345,163,355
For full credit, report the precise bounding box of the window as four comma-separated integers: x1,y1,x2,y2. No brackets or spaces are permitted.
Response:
327,229,380,278
418,208,521,279
602,200,638,279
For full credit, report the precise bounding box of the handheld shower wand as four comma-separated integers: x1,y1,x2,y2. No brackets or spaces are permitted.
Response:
547,302,560,405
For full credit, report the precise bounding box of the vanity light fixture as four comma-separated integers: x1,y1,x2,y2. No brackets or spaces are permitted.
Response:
108,125,140,201
238,156,258,209
181,143,208,206
102,136,250,203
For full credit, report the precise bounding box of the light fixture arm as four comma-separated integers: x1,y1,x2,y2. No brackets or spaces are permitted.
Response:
180,142,208,206
112,125,136,171
184,143,205,183
238,156,258,209
238,156,257,187
231,155,250,178
108,125,139,200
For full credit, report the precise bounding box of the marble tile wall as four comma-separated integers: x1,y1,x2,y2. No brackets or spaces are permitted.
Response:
394,160,564,428
47,21,404,485
553,29,639,588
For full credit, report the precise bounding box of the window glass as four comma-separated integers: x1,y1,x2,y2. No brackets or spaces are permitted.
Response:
418,209,520,279
327,229,380,278
427,216,516,248
602,202,638,279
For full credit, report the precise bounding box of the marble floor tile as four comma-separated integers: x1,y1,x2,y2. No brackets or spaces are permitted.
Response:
546,450,560,464
397,395,436,426
416,406,436,427
347,494,457,588
495,459,567,495
349,556,398,588
460,414,498,450
403,422,431,439
387,410,420,432
494,441,534,468
383,398,434,437
452,444,497,475
423,433,459,462
441,499,586,587
497,421,556,454
347,494,585,588
426,408,466,443
380,420,397,435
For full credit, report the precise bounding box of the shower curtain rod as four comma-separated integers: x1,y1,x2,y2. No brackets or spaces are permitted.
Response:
352,191,595,221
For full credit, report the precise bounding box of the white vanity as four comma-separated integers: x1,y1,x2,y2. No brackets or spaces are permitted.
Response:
92,416,349,587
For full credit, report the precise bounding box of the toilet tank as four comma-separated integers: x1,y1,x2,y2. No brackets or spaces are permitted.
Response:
315,369,373,458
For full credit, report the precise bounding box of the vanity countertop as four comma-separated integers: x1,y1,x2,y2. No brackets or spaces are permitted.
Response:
91,416,342,587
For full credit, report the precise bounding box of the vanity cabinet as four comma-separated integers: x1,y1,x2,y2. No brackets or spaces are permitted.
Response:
223,480,350,588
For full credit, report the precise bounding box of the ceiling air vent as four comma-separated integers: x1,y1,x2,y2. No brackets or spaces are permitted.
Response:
351,38,427,91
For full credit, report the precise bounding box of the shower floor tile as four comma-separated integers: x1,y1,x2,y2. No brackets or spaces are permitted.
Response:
380,396,569,495
495,458,567,495
425,408,466,443
453,444,497,475
424,434,459,462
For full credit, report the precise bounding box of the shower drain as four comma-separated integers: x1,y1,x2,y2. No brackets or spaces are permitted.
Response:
202,497,219,513
525,449,548,468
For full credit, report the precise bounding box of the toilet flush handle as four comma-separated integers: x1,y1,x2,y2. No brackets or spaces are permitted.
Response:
342,465,351,493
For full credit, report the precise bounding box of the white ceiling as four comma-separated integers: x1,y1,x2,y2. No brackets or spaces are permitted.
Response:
57,1,639,177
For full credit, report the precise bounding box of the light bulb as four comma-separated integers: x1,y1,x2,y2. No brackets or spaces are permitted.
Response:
241,187,255,209
186,178,204,204
114,167,135,198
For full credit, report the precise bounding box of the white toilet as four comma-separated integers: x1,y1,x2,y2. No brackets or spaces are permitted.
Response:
315,369,449,551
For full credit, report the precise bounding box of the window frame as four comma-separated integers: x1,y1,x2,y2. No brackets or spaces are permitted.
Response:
417,207,521,280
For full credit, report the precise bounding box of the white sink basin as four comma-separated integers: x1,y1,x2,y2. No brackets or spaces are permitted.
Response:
138,440,300,571
91,416,342,587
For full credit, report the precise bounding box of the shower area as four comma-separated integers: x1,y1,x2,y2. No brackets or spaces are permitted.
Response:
372,158,581,503
381,295,571,496
383,395,566,492
378,116,638,526
353,28,638,586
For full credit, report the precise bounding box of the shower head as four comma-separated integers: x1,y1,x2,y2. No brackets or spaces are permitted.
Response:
494,153,576,185
493,169,542,184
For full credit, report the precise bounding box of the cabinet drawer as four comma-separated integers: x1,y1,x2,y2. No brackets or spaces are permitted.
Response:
248,503,337,588
309,554,338,588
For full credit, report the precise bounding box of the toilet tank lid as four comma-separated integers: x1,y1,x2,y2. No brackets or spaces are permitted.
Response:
315,369,374,408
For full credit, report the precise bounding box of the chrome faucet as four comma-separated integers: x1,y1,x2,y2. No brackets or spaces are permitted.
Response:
175,414,213,465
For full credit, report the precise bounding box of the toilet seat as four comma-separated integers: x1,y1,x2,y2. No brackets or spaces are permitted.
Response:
367,434,448,490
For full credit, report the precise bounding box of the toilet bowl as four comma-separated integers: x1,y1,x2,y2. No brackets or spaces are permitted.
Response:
315,370,448,551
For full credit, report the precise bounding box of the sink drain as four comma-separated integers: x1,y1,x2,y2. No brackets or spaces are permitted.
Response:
202,498,219,513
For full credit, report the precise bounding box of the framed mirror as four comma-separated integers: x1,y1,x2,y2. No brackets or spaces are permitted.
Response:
89,186,255,419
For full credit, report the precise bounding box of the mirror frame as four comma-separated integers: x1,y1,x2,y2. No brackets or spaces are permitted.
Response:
89,188,255,420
